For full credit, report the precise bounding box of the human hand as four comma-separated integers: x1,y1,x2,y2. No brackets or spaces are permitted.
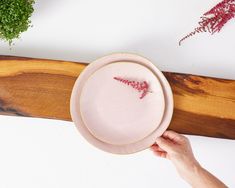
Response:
150,130,200,181
151,130,227,188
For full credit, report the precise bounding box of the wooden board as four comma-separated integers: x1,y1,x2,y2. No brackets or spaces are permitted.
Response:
0,55,235,139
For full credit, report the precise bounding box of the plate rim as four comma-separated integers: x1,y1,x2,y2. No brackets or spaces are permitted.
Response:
70,53,174,154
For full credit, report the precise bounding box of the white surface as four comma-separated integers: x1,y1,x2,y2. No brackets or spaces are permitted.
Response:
0,0,235,79
0,116,234,188
0,0,235,187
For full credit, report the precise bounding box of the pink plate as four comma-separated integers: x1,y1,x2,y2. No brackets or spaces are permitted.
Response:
80,62,165,145
70,53,174,154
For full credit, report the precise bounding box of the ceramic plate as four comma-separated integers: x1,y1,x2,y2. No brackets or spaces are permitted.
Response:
79,62,165,145
70,53,174,154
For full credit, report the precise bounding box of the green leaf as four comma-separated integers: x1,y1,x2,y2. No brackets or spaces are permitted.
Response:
0,0,35,45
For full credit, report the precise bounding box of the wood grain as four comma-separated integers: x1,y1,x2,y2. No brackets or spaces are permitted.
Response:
0,56,234,139
165,73,235,139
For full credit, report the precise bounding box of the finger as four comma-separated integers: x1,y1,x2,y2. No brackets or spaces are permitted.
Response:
155,137,175,152
163,130,179,139
151,143,158,147
151,144,160,151
151,144,165,152
153,151,167,158
162,130,186,143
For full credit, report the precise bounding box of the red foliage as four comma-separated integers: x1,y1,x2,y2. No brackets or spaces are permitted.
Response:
179,0,235,45
113,77,149,99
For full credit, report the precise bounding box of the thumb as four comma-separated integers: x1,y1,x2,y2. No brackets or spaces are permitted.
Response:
155,137,174,152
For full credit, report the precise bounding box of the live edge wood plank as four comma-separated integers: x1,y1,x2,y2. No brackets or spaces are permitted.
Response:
0,56,235,139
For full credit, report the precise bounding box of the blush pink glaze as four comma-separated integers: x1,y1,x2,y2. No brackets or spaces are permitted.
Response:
70,53,174,154
79,62,165,145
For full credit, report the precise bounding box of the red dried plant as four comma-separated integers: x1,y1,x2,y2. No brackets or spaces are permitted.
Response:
113,77,149,99
179,0,235,45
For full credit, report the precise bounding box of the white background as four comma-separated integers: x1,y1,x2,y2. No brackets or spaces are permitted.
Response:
0,0,235,187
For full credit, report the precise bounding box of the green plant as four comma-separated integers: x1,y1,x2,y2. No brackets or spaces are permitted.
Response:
0,0,35,44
